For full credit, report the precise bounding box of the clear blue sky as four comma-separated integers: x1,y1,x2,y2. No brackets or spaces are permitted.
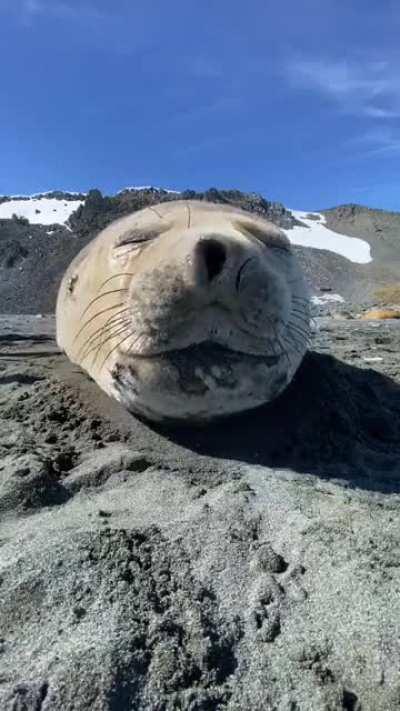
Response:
1,0,399,210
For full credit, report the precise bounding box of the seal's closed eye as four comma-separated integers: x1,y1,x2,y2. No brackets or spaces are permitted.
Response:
115,222,172,251
235,219,291,252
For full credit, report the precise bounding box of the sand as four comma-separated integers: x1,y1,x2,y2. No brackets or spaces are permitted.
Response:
0,314,399,710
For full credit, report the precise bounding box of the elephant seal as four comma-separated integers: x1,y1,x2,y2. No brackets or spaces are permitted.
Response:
56,200,310,423
361,309,400,320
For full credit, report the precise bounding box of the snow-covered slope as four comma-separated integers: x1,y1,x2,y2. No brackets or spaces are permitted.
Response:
0,196,84,226
285,210,372,264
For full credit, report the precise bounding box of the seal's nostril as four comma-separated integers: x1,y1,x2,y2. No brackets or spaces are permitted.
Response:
199,239,227,282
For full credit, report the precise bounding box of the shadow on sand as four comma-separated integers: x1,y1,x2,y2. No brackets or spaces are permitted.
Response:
153,352,400,495
0,333,60,358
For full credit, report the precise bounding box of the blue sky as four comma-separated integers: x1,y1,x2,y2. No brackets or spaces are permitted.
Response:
1,0,400,210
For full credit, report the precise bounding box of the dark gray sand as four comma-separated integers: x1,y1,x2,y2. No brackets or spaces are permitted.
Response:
0,315,400,710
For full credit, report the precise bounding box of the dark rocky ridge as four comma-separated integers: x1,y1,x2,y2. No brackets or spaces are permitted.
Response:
67,187,299,239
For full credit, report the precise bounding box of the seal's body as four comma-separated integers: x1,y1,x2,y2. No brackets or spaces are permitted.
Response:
56,200,310,423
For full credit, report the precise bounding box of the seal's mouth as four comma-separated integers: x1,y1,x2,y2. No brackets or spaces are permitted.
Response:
124,305,286,361
130,340,282,366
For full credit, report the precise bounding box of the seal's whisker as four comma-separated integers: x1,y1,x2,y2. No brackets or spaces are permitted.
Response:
286,334,310,353
75,312,129,355
292,296,309,303
97,272,134,292
90,323,132,367
291,304,310,313
79,325,128,363
77,311,130,357
264,315,292,371
80,289,129,320
287,330,311,348
100,332,134,372
88,311,131,360
272,317,293,357
291,304,310,316
72,303,127,344
263,315,281,358
291,300,310,310
275,330,292,369
285,320,309,343
287,322,310,343
278,338,291,368
80,324,130,365
289,311,311,326
287,321,310,339
291,304,310,314
282,343,293,371
78,314,130,361
281,333,305,357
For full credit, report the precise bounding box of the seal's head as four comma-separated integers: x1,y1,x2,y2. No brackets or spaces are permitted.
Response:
57,200,310,423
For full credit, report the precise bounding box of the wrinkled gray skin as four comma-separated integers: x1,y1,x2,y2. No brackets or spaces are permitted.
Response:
57,200,310,423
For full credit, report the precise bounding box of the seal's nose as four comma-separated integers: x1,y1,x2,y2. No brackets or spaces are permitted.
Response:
196,238,227,282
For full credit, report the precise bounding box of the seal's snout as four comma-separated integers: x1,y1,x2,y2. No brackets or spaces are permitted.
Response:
196,237,227,283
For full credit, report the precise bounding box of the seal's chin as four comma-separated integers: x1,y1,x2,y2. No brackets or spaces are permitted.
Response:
111,338,287,424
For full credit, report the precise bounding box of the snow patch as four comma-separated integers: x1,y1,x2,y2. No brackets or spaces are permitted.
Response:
9,191,86,198
311,293,345,305
285,210,372,264
0,197,84,226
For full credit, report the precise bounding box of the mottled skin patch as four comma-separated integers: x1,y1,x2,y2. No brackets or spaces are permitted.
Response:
56,200,310,423
111,344,289,424
67,275,78,295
